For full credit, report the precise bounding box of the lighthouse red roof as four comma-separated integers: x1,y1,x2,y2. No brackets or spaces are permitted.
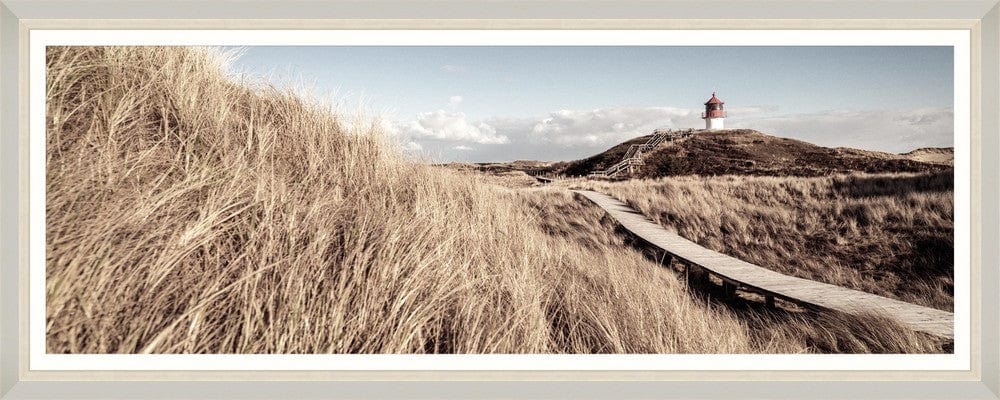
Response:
704,92,724,105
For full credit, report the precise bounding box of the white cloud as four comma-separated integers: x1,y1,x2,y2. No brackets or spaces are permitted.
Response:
528,107,698,147
441,64,467,73
372,117,401,136
731,107,954,153
398,110,509,144
728,105,781,115
453,145,474,151
403,141,423,151
448,95,463,108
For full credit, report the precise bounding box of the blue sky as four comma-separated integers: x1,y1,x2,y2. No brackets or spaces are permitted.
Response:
228,46,954,162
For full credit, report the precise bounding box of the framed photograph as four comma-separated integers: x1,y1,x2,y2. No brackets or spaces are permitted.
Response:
1,1,997,399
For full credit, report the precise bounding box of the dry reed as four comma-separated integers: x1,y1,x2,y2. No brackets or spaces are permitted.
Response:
45,46,945,354
45,46,764,354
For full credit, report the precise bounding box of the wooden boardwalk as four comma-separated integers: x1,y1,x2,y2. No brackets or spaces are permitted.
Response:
573,190,954,339
533,175,554,184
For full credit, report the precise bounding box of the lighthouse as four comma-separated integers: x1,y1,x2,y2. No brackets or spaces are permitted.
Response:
701,92,726,130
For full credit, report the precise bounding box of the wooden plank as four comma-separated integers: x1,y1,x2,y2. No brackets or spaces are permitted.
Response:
573,190,954,340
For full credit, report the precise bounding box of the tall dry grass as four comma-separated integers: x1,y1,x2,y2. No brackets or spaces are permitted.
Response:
46,46,946,355
46,46,777,354
520,187,947,354
580,173,954,311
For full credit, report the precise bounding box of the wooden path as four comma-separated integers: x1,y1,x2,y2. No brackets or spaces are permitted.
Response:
533,175,554,184
573,190,954,339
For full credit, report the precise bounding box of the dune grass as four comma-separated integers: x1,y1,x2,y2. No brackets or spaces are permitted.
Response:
45,46,946,355
45,46,771,354
520,187,947,354
579,173,954,311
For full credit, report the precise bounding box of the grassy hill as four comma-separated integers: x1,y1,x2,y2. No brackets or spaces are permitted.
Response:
556,129,952,178
901,147,954,165
556,135,653,177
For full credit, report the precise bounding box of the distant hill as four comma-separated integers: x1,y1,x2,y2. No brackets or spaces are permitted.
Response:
900,147,954,166
555,129,952,178
440,160,553,174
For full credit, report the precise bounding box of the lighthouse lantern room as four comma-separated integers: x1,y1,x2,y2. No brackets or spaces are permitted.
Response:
701,92,726,130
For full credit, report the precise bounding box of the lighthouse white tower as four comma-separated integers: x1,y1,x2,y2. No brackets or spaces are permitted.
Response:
701,92,726,130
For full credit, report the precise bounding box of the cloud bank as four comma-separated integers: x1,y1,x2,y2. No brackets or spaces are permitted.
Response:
732,107,954,153
528,107,698,147
388,104,953,163
397,110,509,145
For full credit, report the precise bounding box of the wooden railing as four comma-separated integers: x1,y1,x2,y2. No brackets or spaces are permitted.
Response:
590,129,695,178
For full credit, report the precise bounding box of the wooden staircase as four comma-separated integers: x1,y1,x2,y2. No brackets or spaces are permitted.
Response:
589,128,695,178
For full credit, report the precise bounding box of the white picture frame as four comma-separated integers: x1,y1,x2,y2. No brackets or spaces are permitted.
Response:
1,1,997,399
